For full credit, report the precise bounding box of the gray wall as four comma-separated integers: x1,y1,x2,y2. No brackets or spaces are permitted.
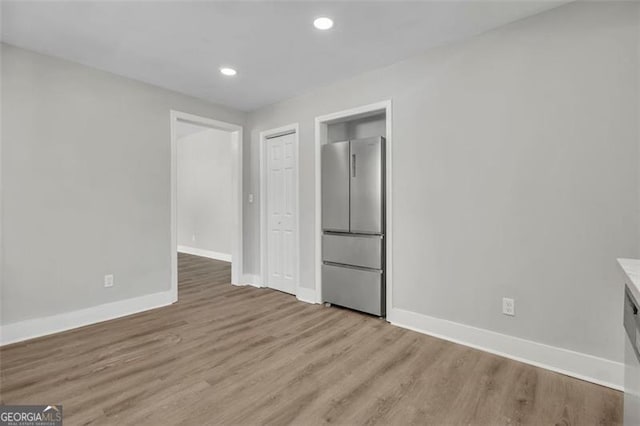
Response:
245,1,640,362
177,127,233,255
327,114,386,143
1,43,245,324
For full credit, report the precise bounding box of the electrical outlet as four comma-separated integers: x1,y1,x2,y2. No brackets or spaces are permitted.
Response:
248,194,254,203
192,234,196,242
502,297,515,316
104,274,114,288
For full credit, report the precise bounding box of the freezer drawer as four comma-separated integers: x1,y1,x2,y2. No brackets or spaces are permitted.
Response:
322,141,350,232
322,233,382,269
322,263,383,316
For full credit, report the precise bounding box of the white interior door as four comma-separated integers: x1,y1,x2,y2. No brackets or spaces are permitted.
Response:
266,132,297,295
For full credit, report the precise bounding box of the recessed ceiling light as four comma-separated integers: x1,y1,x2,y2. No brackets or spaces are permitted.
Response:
220,67,237,76
313,17,334,30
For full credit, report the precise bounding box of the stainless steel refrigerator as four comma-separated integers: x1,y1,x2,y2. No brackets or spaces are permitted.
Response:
321,136,385,316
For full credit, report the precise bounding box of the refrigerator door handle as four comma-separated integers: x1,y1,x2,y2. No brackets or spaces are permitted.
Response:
352,154,356,178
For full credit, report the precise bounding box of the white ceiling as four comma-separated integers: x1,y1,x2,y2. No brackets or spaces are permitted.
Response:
1,1,567,112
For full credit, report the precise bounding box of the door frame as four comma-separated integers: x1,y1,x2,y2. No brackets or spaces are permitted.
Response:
314,100,393,313
170,110,243,301
259,123,301,298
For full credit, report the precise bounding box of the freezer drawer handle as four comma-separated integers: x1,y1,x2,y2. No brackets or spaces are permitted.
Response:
352,154,356,177
323,261,382,273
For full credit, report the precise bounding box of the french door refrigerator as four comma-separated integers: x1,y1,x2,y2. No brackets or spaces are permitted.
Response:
321,136,385,316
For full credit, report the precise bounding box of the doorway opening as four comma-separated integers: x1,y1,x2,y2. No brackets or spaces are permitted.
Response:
170,111,243,301
315,100,393,314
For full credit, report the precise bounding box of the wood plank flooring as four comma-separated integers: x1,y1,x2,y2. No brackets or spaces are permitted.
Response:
0,253,622,425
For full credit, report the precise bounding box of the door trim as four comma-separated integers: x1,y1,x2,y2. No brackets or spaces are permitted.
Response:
170,110,243,301
260,123,300,297
314,100,393,313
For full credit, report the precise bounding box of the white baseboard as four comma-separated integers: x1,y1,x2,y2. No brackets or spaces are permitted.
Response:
178,245,231,262
296,286,318,304
237,277,317,305
0,291,176,347
388,307,623,391
239,274,262,288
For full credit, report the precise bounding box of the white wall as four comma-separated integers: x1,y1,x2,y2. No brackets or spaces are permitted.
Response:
245,0,639,369
0,43,245,326
177,127,233,257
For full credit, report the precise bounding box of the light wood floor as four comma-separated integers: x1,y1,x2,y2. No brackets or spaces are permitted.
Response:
0,254,622,425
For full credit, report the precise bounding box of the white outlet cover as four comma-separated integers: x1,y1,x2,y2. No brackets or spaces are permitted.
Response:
104,274,114,288
502,297,515,316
